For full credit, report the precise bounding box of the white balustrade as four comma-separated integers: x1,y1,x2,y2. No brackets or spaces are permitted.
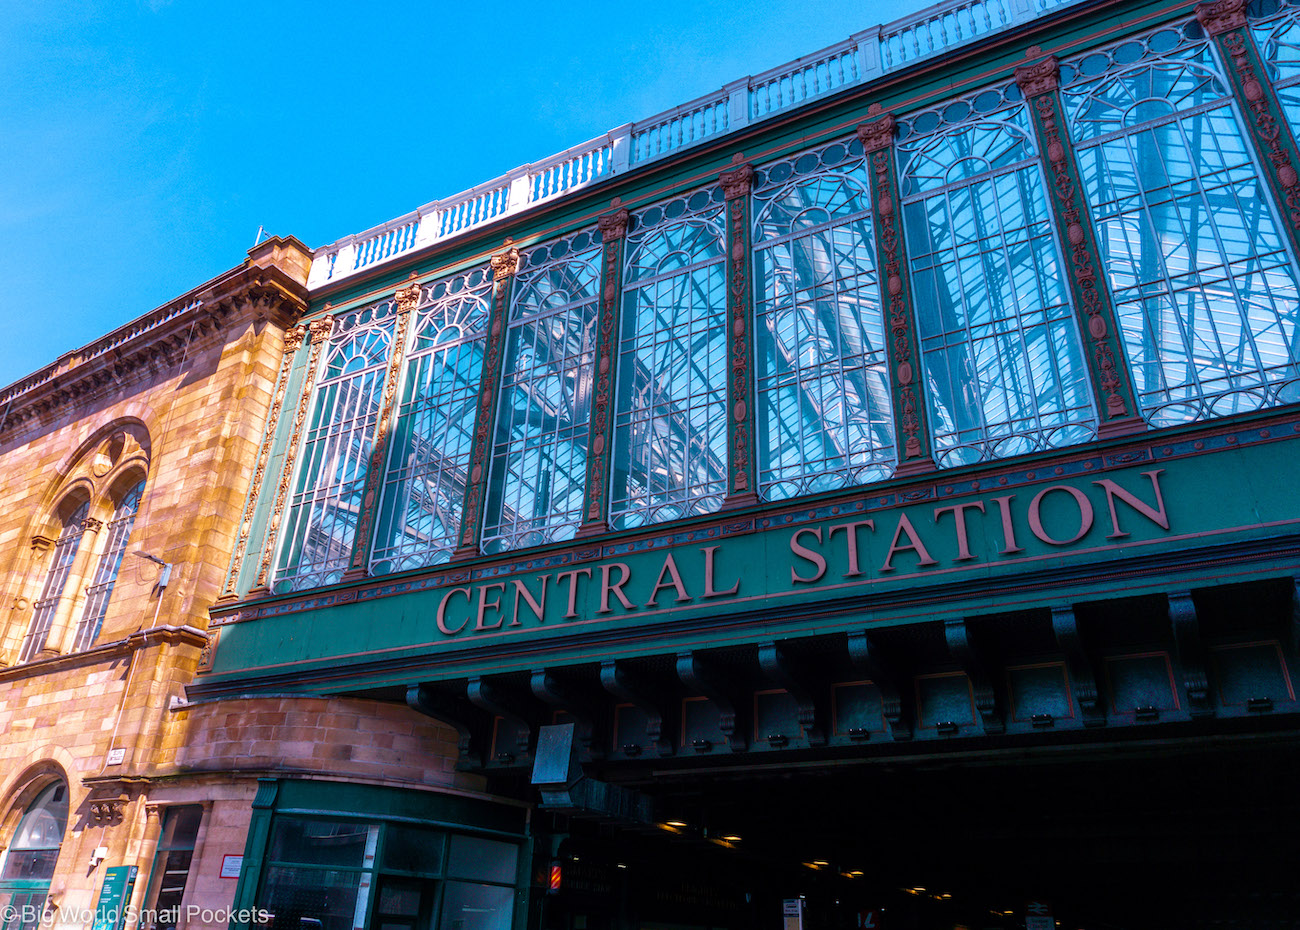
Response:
306,0,1083,290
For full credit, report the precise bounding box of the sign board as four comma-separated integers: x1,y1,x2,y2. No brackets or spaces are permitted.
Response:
221,854,244,879
858,910,881,929
1025,899,1053,930
783,898,805,930
92,865,138,930
105,748,125,766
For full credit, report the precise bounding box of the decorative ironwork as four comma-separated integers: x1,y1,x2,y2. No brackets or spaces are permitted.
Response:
858,116,933,472
223,324,305,598
254,316,332,591
721,162,758,504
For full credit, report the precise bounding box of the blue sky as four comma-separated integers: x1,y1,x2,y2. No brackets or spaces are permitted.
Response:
0,0,932,388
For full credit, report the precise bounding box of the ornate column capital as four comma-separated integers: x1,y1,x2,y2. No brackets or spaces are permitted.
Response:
491,247,521,281
282,325,306,355
598,207,630,241
1015,56,1061,96
395,282,421,315
81,518,104,534
1196,0,1248,36
307,316,334,343
856,115,898,153
720,163,755,200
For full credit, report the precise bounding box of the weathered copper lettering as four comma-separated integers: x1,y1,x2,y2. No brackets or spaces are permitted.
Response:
1028,485,1094,545
701,545,740,598
881,513,938,572
933,501,986,562
436,586,472,635
828,519,876,577
790,528,827,583
600,562,636,613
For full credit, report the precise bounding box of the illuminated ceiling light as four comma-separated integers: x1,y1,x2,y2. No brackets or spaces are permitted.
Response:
721,834,742,842
813,860,829,866
616,863,628,869
665,819,688,828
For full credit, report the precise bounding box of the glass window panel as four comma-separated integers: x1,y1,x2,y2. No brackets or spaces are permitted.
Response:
898,94,1097,467
438,882,514,930
19,505,88,663
267,819,379,869
381,826,446,875
275,301,397,592
257,865,363,930
446,836,518,884
75,479,144,651
482,232,601,553
1064,26,1300,425
370,268,494,574
751,137,896,500
611,188,728,529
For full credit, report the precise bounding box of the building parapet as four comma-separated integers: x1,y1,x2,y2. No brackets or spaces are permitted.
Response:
306,0,1081,289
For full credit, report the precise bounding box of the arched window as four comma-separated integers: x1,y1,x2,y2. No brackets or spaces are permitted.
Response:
74,478,145,651
752,136,894,500
611,186,729,529
898,83,1098,467
0,781,68,921
482,231,601,553
276,301,397,591
19,501,89,663
1062,21,1300,424
369,268,494,574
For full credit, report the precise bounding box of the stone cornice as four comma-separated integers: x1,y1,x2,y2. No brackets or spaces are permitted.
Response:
0,624,209,683
0,237,311,438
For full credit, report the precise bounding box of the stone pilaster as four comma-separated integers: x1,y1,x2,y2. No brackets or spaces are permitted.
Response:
251,316,333,594
720,162,760,508
1198,0,1300,259
453,247,520,559
1015,57,1145,437
857,114,937,475
342,283,420,580
220,324,306,601
577,208,630,538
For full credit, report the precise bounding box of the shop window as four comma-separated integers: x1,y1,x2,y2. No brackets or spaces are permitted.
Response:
482,231,602,553
73,479,144,652
19,501,90,663
276,301,397,591
141,805,203,929
370,268,494,575
898,81,1098,467
752,136,895,500
255,817,518,930
0,781,68,926
1062,21,1300,425
610,186,729,529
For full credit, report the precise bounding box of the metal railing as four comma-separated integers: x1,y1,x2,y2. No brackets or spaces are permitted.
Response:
306,0,1080,290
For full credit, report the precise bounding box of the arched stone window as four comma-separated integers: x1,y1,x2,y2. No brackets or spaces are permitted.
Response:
74,478,145,651
19,500,90,663
0,781,68,920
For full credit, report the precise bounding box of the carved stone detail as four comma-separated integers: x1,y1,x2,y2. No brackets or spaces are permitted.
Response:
856,115,897,153
223,325,305,598
724,164,757,501
1217,30,1300,237
944,617,1003,734
90,799,126,825
408,683,483,768
80,518,104,534
600,660,674,756
847,631,911,740
30,535,52,552
1025,89,1136,423
254,316,333,590
456,270,514,555
1169,591,1212,717
758,642,826,746
1196,0,1248,35
1014,56,1060,97
491,247,521,281
1052,605,1105,726
467,676,534,764
676,651,747,752
579,214,628,534
346,297,416,575
858,116,931,468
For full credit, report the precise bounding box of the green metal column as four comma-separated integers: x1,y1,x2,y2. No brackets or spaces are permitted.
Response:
1199,0,1300,259
249,316,333,595
1015,57,1145,437
858,114,937,476
342,281,419,580
720,161,760,508
577,207,629,537
454,247,520,558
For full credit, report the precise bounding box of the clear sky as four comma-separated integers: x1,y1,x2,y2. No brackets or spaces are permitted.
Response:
0,0,934,388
